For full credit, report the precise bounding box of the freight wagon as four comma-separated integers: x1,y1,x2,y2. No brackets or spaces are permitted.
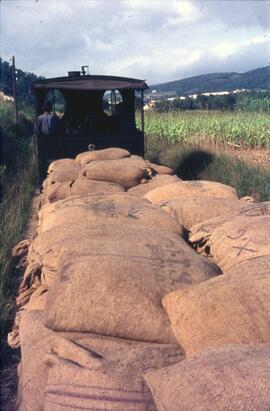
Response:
33,69,148,182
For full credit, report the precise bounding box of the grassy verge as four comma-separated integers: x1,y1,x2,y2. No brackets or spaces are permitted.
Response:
0,139,37,361
146,134,270,201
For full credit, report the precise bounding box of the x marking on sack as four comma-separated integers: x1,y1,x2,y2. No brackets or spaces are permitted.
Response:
232,239,257,256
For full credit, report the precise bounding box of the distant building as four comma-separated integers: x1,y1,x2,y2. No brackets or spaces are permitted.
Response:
145,88,258,108
185,89,249,100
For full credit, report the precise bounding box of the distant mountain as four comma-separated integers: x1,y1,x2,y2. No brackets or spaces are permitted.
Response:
149,66,270,95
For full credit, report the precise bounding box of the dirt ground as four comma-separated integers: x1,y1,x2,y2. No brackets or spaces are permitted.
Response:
226,147,270,170
206,144,270,170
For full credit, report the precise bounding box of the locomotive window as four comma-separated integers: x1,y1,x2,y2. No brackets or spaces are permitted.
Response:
102,89,123,116
44,89,65,115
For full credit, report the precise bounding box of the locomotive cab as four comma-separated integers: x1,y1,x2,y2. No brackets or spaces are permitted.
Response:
33,71,148,183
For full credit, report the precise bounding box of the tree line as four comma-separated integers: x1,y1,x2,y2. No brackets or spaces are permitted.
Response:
0,58,44,106
153,91,270,112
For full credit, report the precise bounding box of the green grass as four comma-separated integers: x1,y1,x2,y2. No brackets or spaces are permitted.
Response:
146,134,270,202
143,110,270,148
0,100,33,139
0,140,37,360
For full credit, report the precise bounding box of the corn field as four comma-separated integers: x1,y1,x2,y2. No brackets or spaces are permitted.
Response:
142,111,270,148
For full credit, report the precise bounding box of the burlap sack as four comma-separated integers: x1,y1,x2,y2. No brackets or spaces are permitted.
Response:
148,162,174,175
26,286,48,311
43,223,220,342
42,179,124,204
16,288,36,310
72,178,125,195
226,254,270,276
19,261,42,294
13,255,42,318
7,243,40,349
144,344,270,411
189,201,270,255
44,336,183,411
163,271,270,356
204,215,270,271
38,193,183,236
121,155,151,171
11,283,45,350
241,201,270,215
189,214,245,256
18,310,183,411
30,221,186,288
43,168,80,189
12,239,31,259
48,158,80,174
80,157,148,189
18,310,54,411
39,192,145,220
144,180,238,205
128,175,180,197
26,223,96,288
75,147,130,166
161,197,246,229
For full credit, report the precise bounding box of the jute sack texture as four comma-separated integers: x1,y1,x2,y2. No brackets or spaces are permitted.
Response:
106,154,150,172
8,276,45,349
144,344,270,411
203,215,270,271
163,271,270,356
226,255,270,276
42,179,124,204
128,175,180,197
29,221,189,288
189,201,270,256
27,223,107,288
18,310,55,411
16,274,42,309
148,162,174,175
48,158,80,174
75,147,130,166
160,197,246,230
42,168,80,190
26,286,48,311
18,310,183,411
144,180,238,205
43,223,221,342
12,239,31,259
38,193,183,236
44,335,183,411
39,192,146,222
80,157,149,189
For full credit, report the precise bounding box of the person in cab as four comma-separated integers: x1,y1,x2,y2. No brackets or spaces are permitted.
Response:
37,101,59,135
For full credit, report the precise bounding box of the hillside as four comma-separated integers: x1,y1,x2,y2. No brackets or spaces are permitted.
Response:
150,66,270,95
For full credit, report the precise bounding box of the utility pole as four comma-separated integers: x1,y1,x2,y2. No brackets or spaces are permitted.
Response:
11,56,19,123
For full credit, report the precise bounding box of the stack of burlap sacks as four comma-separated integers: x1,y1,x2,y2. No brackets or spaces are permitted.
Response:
11,147,270,411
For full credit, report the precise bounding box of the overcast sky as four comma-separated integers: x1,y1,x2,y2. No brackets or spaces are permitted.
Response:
1,0,270,84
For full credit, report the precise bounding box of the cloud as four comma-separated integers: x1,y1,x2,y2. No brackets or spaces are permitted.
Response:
210,31,270,59
194,0,270,30
1,0,269,84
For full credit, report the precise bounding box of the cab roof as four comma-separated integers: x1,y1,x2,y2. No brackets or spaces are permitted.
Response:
34,74,149,91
